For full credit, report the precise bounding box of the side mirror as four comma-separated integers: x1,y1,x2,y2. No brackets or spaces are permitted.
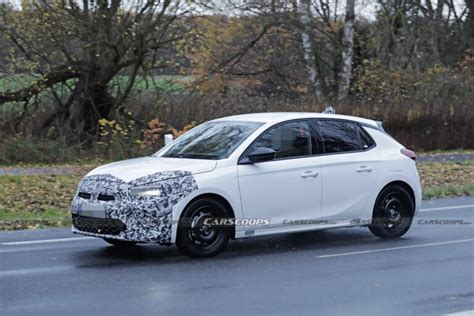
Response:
241,147,276,164
164,134,174,145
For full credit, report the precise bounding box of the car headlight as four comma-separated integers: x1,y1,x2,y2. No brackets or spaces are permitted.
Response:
130,186,162,197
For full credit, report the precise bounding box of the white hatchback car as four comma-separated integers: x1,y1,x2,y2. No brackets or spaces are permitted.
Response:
72,112,422,257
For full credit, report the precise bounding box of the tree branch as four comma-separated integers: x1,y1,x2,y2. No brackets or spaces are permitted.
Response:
0,66,80,104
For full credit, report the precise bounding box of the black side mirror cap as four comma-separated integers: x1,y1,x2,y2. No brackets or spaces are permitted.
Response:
239,147,276,164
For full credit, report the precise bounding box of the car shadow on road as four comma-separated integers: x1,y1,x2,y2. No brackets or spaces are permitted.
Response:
72,227,411,270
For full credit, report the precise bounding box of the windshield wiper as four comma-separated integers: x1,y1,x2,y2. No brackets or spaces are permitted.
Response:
164,153,221,160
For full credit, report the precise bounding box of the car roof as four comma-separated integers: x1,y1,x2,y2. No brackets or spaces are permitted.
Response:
213,112,379,128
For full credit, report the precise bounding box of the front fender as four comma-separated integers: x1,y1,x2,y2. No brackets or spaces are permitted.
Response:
170,187,242,243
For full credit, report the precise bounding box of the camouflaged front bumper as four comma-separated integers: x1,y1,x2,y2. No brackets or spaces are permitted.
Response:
71,171,198,244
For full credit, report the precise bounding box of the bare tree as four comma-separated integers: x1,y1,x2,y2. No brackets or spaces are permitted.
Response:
298,0,325,101
337,0,355,101
466,0,474,49
0,0,185,140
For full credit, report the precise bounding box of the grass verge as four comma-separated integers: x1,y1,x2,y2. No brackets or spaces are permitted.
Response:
422,184,474,199
417,161,474,198
418,149,474,155
0,175,81,230
0,161,472,230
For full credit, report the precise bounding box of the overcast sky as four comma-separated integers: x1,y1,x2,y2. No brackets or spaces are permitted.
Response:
0,0,466,21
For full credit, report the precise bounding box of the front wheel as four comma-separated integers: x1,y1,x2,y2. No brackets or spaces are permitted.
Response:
176,198,231,258
369,185,414,239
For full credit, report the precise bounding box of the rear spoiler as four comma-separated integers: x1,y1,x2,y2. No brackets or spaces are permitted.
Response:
321,106,384,132
376,121,385,132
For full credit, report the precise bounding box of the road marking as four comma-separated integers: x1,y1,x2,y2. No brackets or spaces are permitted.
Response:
420,204,474,212
444,310,474,316
0,266,72,277
1,237,94,246
317,239,474,258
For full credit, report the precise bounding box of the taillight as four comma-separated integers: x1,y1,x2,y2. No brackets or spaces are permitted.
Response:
401,148,416,161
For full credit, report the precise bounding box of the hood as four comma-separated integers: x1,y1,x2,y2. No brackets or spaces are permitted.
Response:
87,157,217,183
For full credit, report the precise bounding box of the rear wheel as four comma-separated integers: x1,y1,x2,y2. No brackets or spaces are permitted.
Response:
103,238,137,247
369,185,414,239
176,198,231,258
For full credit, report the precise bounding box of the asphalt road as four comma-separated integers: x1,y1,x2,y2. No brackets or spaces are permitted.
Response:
1,197,473,316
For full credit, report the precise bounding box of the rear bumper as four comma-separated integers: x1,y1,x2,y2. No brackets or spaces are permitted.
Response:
413,179,423,216
413,166,423,216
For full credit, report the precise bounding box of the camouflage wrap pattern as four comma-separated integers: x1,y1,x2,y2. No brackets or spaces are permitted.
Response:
71,171,198,244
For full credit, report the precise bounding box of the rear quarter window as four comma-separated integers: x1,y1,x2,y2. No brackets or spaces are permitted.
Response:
317,120,362,153
360,127,376,149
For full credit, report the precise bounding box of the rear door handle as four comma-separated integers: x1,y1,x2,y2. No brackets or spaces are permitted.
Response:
300,171,319,178
356,166,373,173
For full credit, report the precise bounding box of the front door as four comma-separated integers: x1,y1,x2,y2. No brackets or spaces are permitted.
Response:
237,120,322,233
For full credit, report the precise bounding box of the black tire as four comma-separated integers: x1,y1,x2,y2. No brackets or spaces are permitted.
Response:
369,185,414,239
103,238,137,247
176,198,231,258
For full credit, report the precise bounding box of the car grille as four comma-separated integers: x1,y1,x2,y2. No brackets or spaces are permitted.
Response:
72,214,126,235
98,194,115,201
78,192,91,199
77,192,115,201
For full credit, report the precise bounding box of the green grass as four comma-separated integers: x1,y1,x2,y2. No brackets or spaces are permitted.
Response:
0,74,194,113
423,184,474,199
417,161,474,192
0,175,80,230
0,74,34,92
0,208,71,230
0,74,193,94
110,75,193,93
0,160,102,169
418,149,474,155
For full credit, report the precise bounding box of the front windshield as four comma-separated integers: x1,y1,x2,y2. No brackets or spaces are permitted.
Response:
159,120,263,160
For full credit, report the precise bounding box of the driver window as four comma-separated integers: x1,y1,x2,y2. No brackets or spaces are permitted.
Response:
250,121,312,159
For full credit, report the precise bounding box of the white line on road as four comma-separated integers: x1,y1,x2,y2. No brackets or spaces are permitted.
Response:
420,204,474,212
444,310,474,316
0,266,73,277
1,237,94,246
317,239,474,258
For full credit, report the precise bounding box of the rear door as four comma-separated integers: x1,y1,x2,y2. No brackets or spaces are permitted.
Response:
313,119,378,221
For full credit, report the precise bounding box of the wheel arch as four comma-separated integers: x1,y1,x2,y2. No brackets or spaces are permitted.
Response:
374,180,416,216
177,193,236,239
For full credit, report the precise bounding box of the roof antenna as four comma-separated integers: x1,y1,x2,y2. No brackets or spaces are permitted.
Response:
322,105,336,114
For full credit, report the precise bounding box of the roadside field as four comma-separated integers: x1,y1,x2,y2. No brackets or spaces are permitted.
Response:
418,161,474,198
0,74,193,93
0,74,193,111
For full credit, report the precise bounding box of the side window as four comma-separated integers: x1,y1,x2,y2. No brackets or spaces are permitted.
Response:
359,127,375,149
250,121,312,159
317,120,361,153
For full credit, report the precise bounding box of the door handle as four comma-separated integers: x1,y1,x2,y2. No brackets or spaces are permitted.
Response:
356,166,373,173
300,171,319,178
